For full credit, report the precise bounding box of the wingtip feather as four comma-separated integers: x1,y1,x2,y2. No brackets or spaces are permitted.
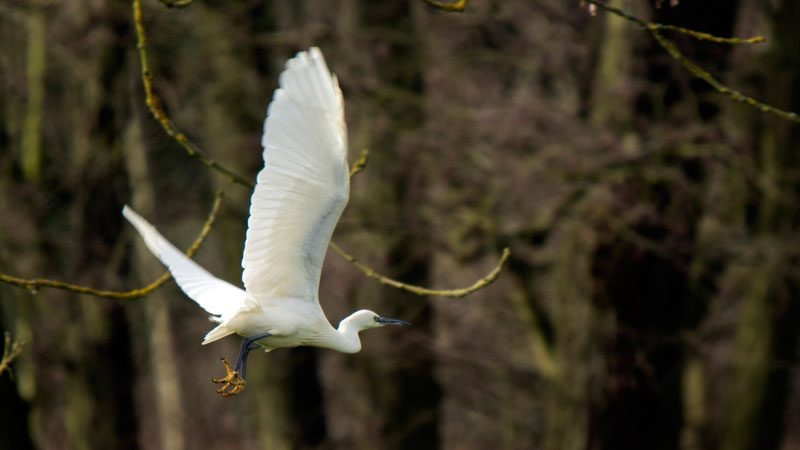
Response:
121,205,162,259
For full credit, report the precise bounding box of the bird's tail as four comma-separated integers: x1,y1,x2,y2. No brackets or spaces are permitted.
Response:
202,323,236,345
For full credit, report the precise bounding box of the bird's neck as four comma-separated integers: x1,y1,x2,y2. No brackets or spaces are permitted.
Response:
325,318,363,354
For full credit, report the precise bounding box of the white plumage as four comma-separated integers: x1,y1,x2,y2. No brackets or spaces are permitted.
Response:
123,47,408,397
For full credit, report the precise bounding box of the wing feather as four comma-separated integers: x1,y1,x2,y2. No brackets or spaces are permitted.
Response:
122,205,248,319
242,47,349,304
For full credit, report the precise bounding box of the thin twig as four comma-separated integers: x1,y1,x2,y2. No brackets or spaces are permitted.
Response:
158,0,194,8
648,29,799,123
350,149,370,177
585,1,766,42
132,0,252,187
0,191,223,299
331,243,510,298
584,0,799,124
422,0,467,12
648,23,765,44
0,332,24,378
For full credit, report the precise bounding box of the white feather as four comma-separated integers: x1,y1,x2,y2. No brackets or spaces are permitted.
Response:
242,46,349,304
122,205,248,343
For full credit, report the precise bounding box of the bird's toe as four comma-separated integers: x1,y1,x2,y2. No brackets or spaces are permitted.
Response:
211,358,235,383
212,358,246,397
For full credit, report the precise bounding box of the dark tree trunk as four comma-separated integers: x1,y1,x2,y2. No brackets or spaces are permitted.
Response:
360,1,442,448
585,1,740,448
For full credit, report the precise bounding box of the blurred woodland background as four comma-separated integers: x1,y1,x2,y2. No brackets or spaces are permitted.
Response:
2,0,800,449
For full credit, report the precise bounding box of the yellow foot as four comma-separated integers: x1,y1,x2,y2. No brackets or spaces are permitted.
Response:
211,358,246,397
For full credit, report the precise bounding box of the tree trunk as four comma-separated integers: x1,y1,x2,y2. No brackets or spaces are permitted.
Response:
722,2,800,449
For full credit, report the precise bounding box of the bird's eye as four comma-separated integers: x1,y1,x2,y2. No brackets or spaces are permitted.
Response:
373,315,379,321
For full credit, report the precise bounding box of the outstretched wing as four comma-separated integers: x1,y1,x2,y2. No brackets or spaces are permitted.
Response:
242,47,349,304
122,205,248,319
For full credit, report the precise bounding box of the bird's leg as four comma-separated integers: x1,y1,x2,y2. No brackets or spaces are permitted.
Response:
236,340,262,380
212,333,271,397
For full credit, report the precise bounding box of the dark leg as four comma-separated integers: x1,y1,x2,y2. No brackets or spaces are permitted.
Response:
233,332,271,380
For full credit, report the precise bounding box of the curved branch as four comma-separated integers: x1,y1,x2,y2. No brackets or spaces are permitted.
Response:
0,192,223,299
584,0,799,124
331,243,511,298
648,29,799,123
133,0,252,187
648,23,764,44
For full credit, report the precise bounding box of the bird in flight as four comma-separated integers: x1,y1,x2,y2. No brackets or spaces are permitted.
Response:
123,47,409,397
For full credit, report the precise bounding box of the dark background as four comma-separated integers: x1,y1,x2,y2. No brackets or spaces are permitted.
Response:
2,1,800,449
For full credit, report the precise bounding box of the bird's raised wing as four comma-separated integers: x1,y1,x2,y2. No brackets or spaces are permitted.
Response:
242,47,349,304
123,205,248,319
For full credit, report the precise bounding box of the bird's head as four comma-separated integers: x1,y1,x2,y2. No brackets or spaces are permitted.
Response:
341,309,411,332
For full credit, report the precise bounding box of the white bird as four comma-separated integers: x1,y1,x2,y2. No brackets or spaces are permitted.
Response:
123,47,409,397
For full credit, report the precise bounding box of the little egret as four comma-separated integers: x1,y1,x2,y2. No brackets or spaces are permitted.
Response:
123,47,409,397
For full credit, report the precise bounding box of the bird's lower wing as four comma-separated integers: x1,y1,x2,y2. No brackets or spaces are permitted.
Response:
123,205,249,319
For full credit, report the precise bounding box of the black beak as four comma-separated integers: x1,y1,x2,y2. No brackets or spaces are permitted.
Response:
375,316,411,326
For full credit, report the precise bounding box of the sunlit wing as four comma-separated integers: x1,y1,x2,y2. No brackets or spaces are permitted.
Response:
122,205,248,319
242,47,349,304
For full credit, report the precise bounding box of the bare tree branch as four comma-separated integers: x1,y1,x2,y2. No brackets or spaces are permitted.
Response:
331,244,511,298
422,0,467,12
647,29,799,123
584,0,800,124
648,23,764,44
132,0,253,188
